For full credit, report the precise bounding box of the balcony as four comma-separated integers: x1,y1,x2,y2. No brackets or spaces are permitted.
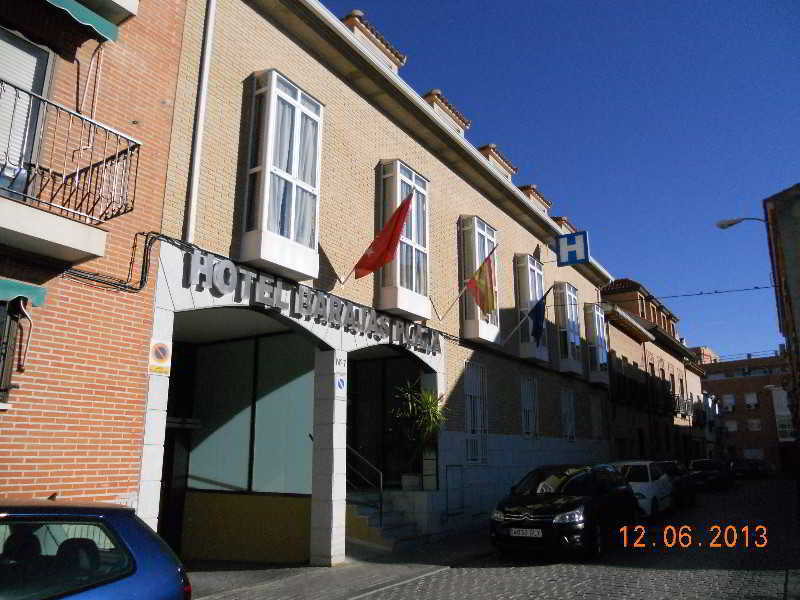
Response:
0,79,140,263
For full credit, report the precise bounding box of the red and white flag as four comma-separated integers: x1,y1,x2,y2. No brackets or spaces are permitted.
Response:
354,193,413,279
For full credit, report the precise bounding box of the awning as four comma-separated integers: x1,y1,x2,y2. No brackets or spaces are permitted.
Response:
0,279,47,307
43,0,118,42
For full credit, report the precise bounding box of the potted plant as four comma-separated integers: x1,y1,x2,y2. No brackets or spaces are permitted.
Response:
393,381,446,490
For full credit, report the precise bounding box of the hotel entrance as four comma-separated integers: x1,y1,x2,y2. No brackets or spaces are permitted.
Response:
346,346,436,491
157,306,319,564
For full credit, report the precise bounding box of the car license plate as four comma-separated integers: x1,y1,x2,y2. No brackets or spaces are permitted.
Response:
509,528,542,538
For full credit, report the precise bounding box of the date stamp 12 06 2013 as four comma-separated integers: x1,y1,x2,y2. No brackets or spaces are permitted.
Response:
620,525,767,549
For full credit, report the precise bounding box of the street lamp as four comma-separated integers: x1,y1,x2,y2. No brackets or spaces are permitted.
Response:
715,217,766,230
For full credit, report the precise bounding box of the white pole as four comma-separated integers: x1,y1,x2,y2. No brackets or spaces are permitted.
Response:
184,0,217,243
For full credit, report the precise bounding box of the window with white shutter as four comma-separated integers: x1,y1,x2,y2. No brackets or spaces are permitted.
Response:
520,374,538,437
465,361,488,462
560,388,576,441
0,27,50,184
744,392,759,410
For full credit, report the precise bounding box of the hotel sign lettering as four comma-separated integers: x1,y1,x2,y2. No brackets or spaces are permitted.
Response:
184,250,441,355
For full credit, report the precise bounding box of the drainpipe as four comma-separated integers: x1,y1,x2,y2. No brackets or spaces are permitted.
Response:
183,0,217,243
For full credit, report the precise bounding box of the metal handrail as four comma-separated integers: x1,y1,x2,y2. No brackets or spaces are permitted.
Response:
346,444,384,527
0,78,140,224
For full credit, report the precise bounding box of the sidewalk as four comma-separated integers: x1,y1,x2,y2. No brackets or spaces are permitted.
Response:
189,529,495,600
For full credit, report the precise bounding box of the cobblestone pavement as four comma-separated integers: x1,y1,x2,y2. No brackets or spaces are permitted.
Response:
366,479,800,600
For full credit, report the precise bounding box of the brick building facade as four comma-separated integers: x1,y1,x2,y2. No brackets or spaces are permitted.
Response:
696,352,795,470
0,0,186,509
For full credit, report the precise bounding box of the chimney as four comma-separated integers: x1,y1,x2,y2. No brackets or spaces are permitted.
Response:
342,10,407,74
423,89,471,137
518,184,551,215
552,216,577,234
478,143,518,181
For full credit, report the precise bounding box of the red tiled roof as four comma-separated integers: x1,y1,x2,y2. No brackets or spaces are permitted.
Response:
518,184,552,208
423,89,471,129
602,278,644,294
478,143,518,174
342,10,407,66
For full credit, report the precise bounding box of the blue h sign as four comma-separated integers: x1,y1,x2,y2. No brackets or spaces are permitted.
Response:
556,231,590,267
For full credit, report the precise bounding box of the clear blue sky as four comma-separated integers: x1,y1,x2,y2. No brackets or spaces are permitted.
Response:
324,0,799,358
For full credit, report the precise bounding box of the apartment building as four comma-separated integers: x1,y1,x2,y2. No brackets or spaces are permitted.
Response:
0,0,185,508
601,278,706,461
695,351,795,470
763,184,800,448
134,1,629,566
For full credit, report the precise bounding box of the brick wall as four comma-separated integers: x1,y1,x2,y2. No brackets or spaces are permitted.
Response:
703,358,786,467
161,0,612,445
0,1,186,501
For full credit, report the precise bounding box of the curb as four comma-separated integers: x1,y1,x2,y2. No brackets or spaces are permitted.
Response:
347,566,449,599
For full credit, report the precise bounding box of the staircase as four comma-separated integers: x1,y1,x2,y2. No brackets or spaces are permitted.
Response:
346,493,420,552
345,446,421,551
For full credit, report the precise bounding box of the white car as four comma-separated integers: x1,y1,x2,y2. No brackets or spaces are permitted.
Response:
613,461,673,517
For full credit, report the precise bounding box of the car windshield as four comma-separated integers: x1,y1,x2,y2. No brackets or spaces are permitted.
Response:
692,460,722,471
513,466,594,495
619,464,649,482
656,462,679,476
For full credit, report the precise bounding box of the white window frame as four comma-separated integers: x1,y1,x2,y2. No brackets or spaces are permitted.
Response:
744,392,759,410
561,388,576,441
722,394,735,413
747,418,762,432
460,216,499,326
518,255,546,345
585,303,608,371
245,70,323,250
520,374,538,437
379,160,429,296
555,282,580,363
0,26,54,181
465,361,488,463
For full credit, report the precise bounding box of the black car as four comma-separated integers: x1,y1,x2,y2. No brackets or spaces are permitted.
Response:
490,464,639,559
655,460,696,507
732,458,772,479
689,459,735,491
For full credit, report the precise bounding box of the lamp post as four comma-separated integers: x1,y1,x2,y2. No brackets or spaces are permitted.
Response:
715,217,767,229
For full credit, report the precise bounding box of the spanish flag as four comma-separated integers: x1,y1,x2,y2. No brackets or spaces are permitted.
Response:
466,251,496,314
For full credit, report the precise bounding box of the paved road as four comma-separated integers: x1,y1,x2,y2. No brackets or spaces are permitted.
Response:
366,479,800,600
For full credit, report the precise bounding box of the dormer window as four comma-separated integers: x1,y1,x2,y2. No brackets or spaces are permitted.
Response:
240,70,323,280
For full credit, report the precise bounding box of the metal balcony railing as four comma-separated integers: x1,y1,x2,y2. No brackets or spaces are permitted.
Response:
0,79,140,225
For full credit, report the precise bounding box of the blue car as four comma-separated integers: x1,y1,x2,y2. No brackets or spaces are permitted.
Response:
0,499,190,599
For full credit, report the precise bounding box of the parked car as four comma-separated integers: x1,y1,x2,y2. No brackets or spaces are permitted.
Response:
732,458,772,479
654,460,696,508
613,460,673,517
490,464,639,559
0,500,191,599
688,459,735,491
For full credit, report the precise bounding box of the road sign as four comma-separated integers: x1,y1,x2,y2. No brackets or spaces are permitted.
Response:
556,231,590,267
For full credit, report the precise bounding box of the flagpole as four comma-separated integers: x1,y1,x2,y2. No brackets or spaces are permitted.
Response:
431,243,500,322
500,313,529,346
430,284,469,321
500,283,554,346
337,265,356,286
